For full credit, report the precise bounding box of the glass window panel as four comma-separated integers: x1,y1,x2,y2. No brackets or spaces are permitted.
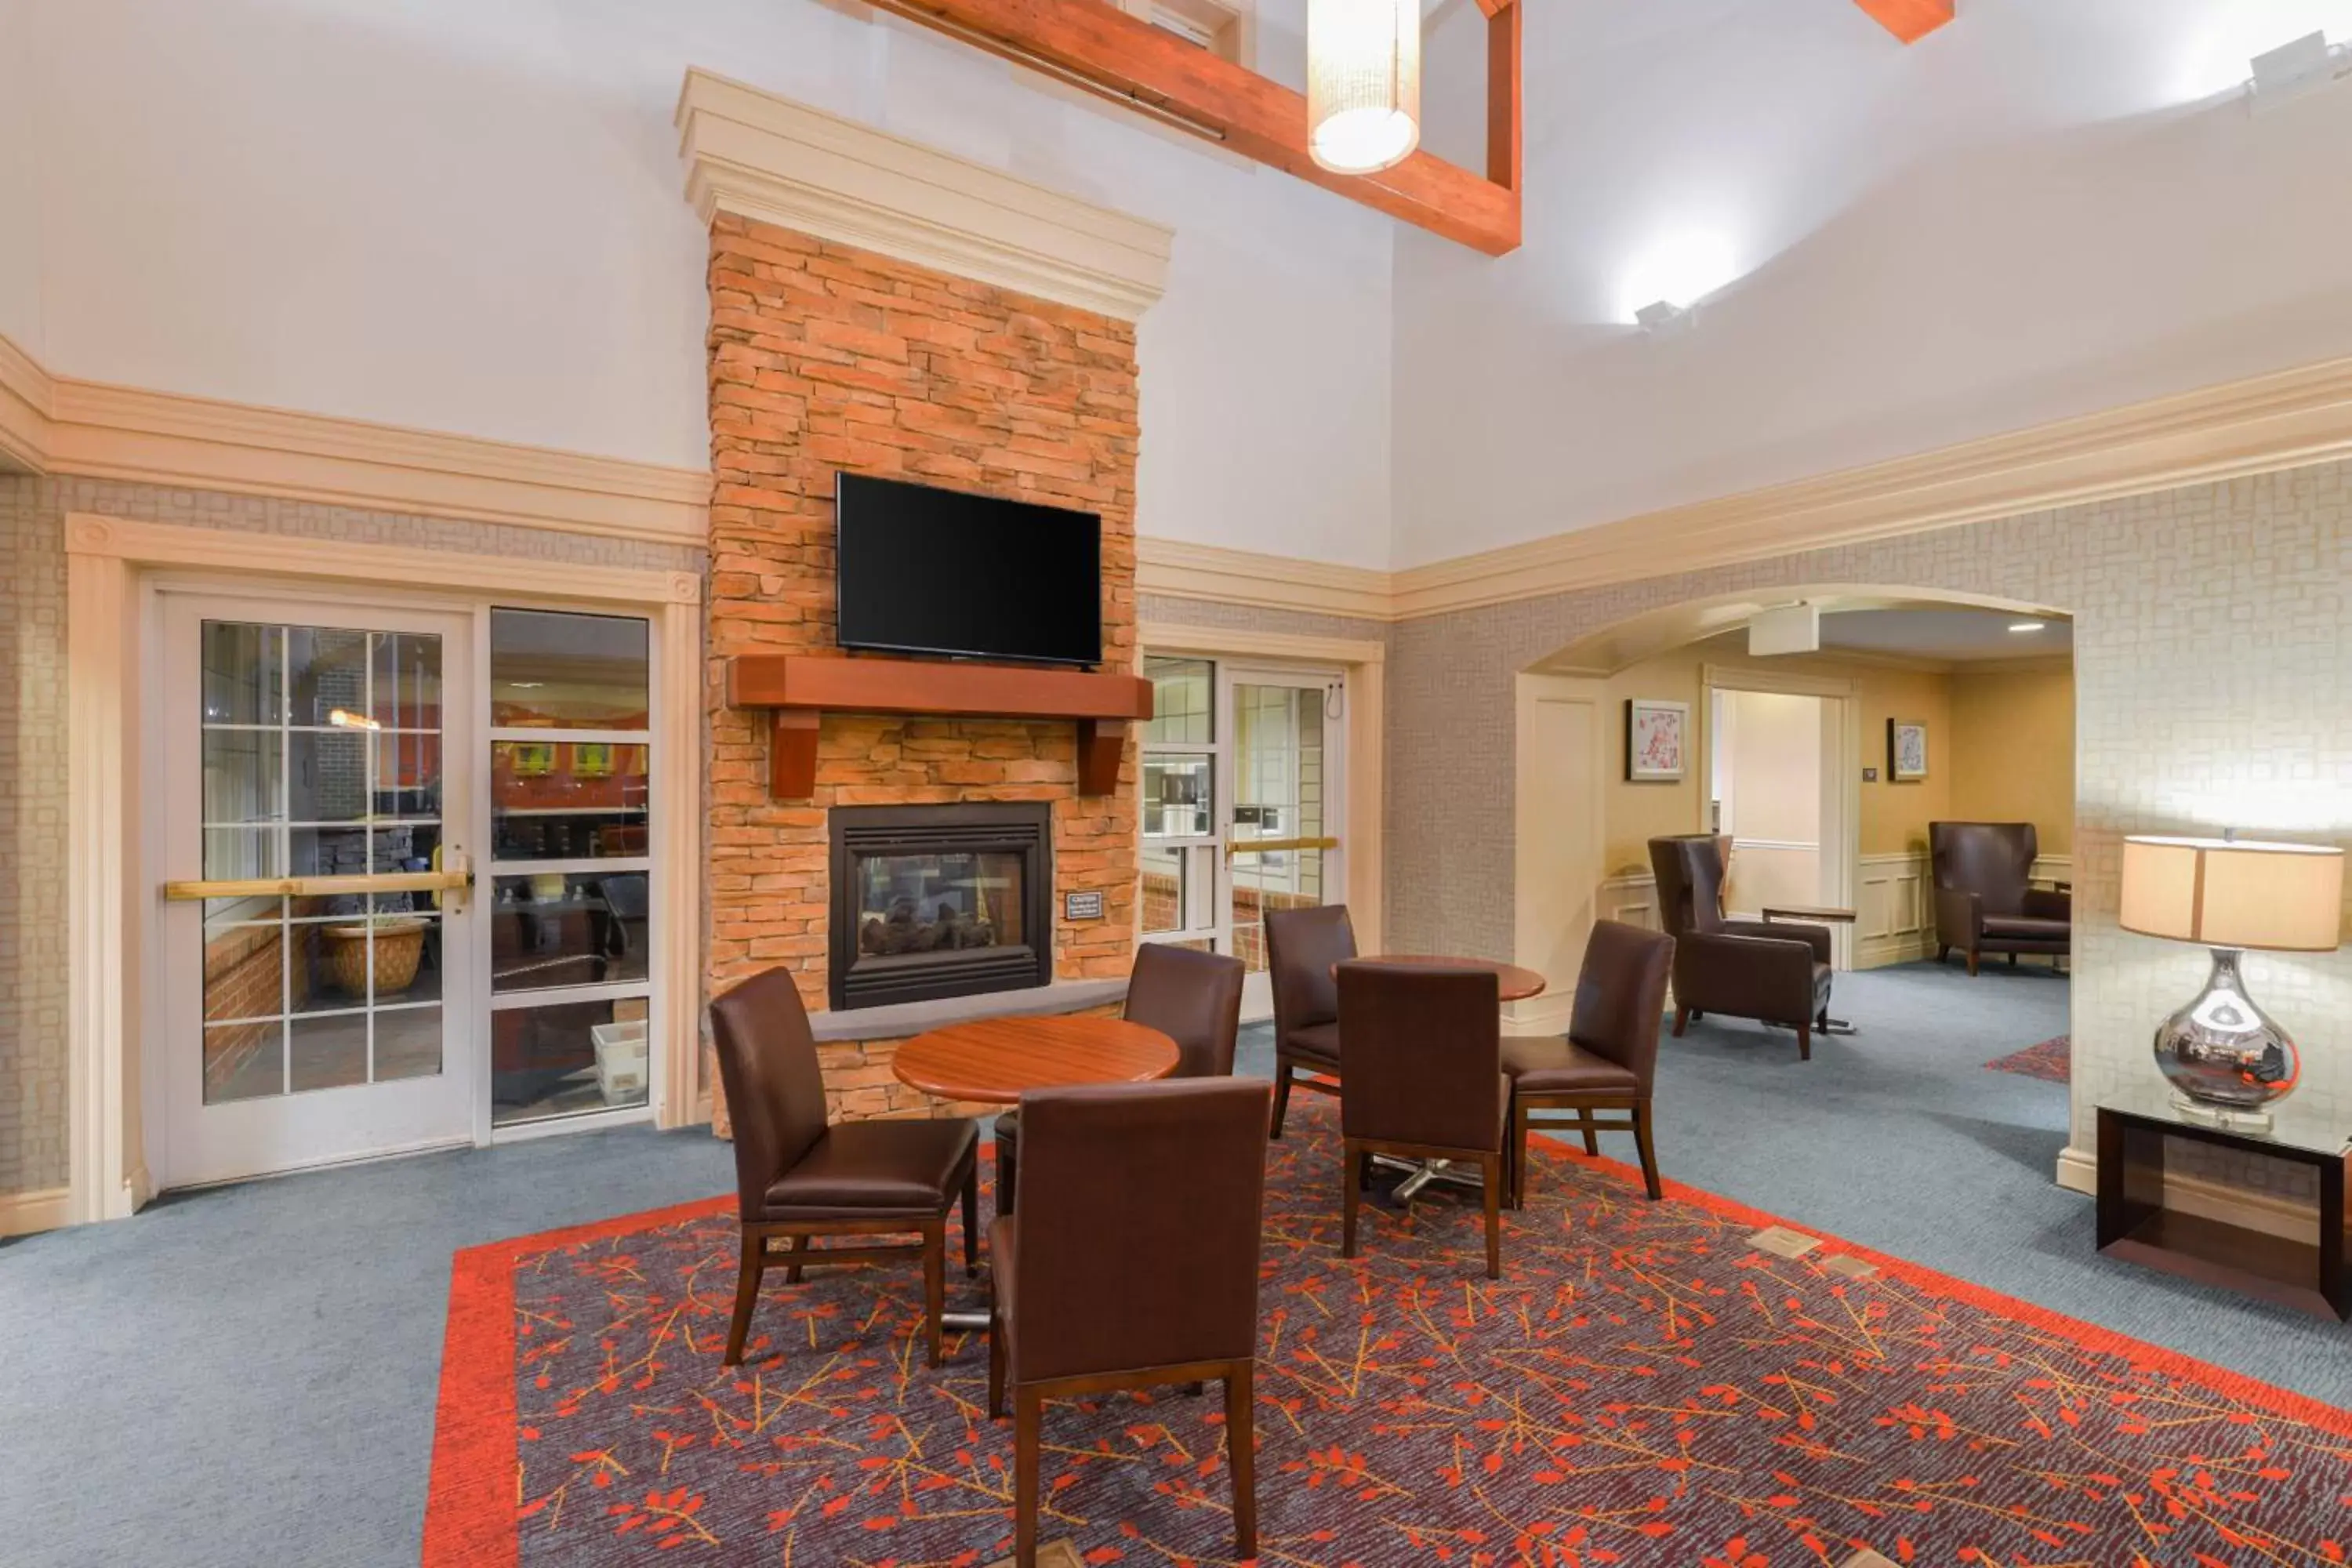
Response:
493,995,649,1127
205,1021,283,1104
286,626,370,728
289,1012,369,1094
1142,753,1212,838
369,630,442,731
205,920,285,1025
289,825,372,880
1140,841,1185,935
201,729,281,827
1144,656,1213,746
366,822,445,906
289,731,370,822
491,608,651,730
297,914,444,1012
492,742,648,859
374,732,441,821
201,622,282,727
1230,846,1327,972
491,871,649,993
202,826,281,883
373,1005,444,1083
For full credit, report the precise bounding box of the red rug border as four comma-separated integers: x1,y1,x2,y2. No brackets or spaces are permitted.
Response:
423,1132,2352,1566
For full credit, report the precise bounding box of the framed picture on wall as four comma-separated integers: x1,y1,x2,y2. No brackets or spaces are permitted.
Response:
1888,718,1929,782
1625,699,1690,782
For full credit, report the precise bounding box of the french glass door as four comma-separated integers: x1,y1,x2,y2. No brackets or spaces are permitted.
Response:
159,594,480,1188
1139,657,1346,1018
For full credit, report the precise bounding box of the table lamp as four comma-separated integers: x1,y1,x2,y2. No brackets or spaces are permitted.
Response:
2119,834,2344,1127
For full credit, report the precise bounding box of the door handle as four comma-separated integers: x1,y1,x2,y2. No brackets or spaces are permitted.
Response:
163,866,474,901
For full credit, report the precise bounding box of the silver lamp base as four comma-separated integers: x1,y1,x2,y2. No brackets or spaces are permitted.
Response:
2152,946,2299,1122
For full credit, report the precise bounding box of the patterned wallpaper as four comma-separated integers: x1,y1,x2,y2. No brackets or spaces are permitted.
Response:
1385,459,2352,1181
0,475,704,1198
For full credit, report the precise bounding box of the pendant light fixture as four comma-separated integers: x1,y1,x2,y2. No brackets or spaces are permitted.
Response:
1307,0,1421,175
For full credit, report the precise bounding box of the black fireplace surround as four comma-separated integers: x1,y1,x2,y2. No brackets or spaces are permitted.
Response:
828,802,1054,1010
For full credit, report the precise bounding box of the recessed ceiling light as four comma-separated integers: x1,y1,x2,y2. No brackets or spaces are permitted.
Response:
2008,621,2046,633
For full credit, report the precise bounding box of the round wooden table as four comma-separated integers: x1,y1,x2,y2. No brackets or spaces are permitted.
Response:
891,1014,1180,1105
1339,954,1548,1003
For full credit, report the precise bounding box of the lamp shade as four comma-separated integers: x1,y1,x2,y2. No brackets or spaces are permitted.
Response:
2119,835,2344,953
1307,0,1420,175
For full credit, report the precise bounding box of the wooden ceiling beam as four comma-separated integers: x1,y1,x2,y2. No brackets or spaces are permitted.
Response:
1473,0,1515,19
864,0,1522,255
1854,0,1954,44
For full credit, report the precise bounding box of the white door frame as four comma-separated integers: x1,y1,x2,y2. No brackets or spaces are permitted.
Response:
64,515,702,1225
1700,662,1861,968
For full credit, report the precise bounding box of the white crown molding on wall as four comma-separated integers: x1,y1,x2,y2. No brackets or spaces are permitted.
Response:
0,334,710,546
1135,536,1395,622
675,68,1173,322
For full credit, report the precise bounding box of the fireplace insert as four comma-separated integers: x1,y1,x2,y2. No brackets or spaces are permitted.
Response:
828,802,1054,1010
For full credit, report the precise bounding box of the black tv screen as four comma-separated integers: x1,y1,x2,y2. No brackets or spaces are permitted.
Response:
834,474,1103,667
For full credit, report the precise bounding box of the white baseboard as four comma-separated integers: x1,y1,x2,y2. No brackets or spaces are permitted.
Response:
0,1187,71,1237
1856,935,1933,970
2055,1145,2318,1245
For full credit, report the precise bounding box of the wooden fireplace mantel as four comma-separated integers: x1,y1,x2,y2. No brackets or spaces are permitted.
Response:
725,654,1153,799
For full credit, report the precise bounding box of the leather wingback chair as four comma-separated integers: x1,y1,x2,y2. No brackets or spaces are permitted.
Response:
1335,960,1508,1278
710,969,980,1368
1503,920,1675,1205
988,1079,1270,1568
1931,822,2071,975
1650,833,1835,1061
1265,903,1356,1139
991,942,1244,1215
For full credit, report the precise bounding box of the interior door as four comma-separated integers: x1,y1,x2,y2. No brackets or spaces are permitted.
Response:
1223,666,1345,1021
158,594,479,1188
1513,674,1606,1033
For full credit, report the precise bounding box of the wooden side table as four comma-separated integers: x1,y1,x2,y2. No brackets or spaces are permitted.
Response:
1759,906,1858,1035
2096,1104,2348,1319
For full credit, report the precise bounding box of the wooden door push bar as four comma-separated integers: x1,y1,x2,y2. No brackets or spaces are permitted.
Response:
725,655,1154,800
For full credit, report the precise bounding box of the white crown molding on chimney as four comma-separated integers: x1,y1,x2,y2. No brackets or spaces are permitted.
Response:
674,68,1172,322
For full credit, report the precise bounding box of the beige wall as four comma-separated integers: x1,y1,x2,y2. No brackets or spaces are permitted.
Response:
1948,662,2075,858
1385,458,2352,1182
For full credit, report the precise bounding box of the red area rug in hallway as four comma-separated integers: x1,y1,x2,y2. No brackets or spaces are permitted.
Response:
426,1101,2350,1567
1985,1034,2071,1083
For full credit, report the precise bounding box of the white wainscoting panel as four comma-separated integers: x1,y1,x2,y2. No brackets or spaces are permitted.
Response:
1857,851,1933,969
1599,871,1662,933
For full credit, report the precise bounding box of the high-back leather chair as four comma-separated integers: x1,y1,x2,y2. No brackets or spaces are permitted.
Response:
1650,833,1835,1061
991,942,1244,1214
1502,920,1675,1205
1931,821,2070,975
710,969,980,1368
1264,904,1356,1139
1335,960,1508,1278
987,1079,1270,1568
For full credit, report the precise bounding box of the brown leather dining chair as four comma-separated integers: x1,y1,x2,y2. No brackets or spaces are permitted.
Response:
1336,960,1508,1279
1650,833,1835,1061
988,1078,1269,1568
1265,902,1356,1139
1504,920,1675,1206
709,968,981,1369
991,940,1244,1215
1931,821,2071,975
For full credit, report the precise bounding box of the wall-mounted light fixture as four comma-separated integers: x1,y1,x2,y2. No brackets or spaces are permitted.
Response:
2249,30,2350,112
1619,231,1738,330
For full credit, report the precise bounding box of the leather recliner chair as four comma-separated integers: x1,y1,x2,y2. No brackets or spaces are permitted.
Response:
1649,833,1835,1061
1930,821,2070,975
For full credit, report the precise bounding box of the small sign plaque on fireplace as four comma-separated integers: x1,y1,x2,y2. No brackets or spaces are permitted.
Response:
1063,890,1105,921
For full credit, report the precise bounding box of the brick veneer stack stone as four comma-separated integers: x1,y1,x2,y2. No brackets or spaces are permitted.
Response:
702,214,1142,1129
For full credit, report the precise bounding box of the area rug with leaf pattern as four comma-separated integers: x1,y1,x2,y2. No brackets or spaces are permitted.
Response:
1984,1035,2071,1083
425,1098,2350,1567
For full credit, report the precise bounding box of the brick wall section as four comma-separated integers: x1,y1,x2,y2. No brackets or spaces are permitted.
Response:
702,215,1141,1120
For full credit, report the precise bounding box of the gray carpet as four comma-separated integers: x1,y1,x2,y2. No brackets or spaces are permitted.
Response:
2,960,2343,1566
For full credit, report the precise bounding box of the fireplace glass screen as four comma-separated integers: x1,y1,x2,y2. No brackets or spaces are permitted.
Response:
855,851,1025,958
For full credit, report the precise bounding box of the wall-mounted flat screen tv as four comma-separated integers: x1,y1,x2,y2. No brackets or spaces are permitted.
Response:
835,474,1103,667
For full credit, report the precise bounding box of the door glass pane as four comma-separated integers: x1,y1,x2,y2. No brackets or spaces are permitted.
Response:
1230,681,1334,974
201,730,281,827
375,1006,445,1083
1141,841,1185,935
205,1021,284,1104
492,742,648,859
289,1013,368,1093
286,627,370,728
370,630,442,731
375,731,441,820
1142,753,1212,838
289,731,369,822
492,871,650,993
202,622,282,726
1145,657,1213,744
493,995,649,1127
491,608,651,730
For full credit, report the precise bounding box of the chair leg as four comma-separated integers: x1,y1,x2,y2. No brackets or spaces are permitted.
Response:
1511,1099,1528,1210
1796,1022,1811,1062
2007,951,2018,968
1967,950,1980,977
987,1309,1006,1420
1480,1152,1502,1280
923,1219,946,1369
783,1232,806,1285
997,1137,1018,1219
961,1158,980,1279
1341,1138,1360,1259
1633,1099,1663,1201
1225,1362,1258,1562
724,1227,764,1367
1014,1387,1042,1568
1936,944,1948,964
1269,1062,1294,1141
1577,1109,1599,1156
1671,1006,1690,1037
